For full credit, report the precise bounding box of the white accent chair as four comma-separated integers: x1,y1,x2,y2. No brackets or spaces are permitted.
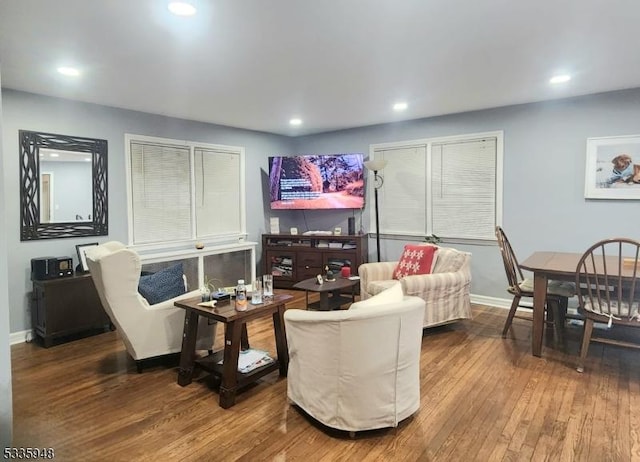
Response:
86,241,216,372
358,245,472,328
284,283,425,432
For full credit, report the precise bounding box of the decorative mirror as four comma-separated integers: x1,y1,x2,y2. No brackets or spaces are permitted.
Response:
20,130,108,240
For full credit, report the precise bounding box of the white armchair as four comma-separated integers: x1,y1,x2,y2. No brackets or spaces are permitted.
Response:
284,284,425,432
86,241,216,372
358,245,472,328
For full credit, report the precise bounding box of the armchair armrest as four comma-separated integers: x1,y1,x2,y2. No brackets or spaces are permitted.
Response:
284,300,423,368
141,289,201,312
358,261,398,299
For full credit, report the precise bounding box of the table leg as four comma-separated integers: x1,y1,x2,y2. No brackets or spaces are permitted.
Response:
219,320,243,408
319,291,330,310
532,272,548,357
177,309,200,386
272,304,288,377
241,323,249,350
331,289,341,302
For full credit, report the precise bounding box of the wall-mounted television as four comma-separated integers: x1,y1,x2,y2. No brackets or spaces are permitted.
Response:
269,153,365,210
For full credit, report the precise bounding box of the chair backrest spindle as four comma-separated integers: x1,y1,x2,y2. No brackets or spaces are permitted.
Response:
576,238,640,322
495,226,524,294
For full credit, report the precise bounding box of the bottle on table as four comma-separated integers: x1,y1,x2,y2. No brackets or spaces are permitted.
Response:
235,279,248,311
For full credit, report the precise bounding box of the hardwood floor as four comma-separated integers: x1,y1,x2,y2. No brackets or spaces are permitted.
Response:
11,292,640,461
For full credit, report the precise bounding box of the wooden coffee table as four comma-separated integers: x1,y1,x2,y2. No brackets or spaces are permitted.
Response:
175,293,292,409
293,277,358,310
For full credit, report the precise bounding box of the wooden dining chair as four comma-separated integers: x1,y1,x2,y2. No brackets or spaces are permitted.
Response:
495,226,575,338
575,238,640,373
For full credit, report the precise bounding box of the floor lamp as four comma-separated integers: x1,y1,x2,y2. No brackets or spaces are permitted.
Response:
364,159,387,262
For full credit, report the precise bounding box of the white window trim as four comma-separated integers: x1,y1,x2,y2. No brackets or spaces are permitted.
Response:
125,133,247,252
368,130,503,242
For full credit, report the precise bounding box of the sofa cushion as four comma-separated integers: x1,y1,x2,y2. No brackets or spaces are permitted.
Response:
138,263,187,305
518,278,576,298
393,244,438,279
367,280,400,297
350,282,403,310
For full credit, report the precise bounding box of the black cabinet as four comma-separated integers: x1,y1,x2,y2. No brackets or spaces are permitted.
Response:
31,273,111,347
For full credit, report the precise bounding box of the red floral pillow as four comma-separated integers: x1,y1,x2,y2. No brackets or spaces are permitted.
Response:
392,244,438,280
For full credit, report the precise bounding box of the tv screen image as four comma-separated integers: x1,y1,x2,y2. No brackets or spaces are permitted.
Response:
269,153,365,210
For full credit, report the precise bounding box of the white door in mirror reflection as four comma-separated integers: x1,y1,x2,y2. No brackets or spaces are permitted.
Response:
40,173,52,223
39,149,93,223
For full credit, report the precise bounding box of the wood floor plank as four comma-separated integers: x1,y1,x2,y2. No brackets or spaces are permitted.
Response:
433,336,517,459
11,296,640,461
628,363,640,460
534,358,576,461
473,349,538,460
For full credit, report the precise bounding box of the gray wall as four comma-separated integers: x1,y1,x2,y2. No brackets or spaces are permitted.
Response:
0,72,14,446
293,88,640,298
3,87,640,335
2,89,295,333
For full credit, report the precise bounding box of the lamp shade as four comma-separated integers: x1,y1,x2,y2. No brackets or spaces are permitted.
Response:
364,159,388,172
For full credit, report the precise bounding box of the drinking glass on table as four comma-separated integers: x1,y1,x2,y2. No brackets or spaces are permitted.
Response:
251,280,263,305
263,274,274,299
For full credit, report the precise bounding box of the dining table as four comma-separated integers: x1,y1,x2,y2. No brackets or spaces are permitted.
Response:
519,251,583,357
520,250,637,357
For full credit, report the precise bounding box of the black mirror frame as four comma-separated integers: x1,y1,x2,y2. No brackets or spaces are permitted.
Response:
19,130,108,240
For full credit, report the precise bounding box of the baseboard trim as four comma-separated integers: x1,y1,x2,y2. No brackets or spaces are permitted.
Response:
10,329,33,345
470,294,522,309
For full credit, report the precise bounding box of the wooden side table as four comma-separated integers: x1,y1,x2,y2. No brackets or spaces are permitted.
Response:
293,277,357,310
174,293,292,409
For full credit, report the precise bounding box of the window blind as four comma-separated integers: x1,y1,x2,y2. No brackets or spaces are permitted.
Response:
371,132,501,241
376,146,427,236
130,142,192,244
128,136,245,247
194,148,242,237
431,138,497,239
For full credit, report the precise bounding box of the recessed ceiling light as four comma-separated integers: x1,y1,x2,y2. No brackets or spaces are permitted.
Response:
289,118,302,126
550,74,571,84
168,1,196,16
393,102,408,111
49,153,59,157
57,66,80,77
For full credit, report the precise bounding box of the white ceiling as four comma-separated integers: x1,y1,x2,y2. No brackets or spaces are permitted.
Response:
1,0,639,137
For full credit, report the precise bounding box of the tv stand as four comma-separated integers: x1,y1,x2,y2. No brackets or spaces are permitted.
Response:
262,234,368,291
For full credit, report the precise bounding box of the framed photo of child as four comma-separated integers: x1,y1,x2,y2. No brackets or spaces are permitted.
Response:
585,135,640,199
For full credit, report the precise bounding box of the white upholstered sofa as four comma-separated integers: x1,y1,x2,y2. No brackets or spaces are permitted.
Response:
358,245,472,328
86,241,216,371
284,283,425,432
